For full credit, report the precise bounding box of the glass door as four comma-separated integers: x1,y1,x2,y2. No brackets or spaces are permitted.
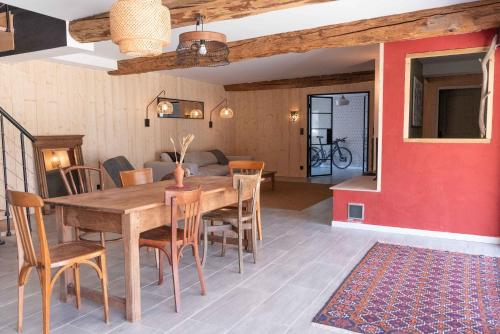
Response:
308,96,333,177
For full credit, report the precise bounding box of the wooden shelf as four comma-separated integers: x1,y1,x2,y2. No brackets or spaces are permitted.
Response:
331,176,378,192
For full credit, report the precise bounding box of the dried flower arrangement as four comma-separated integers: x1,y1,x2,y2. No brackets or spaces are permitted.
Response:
170,134,195,165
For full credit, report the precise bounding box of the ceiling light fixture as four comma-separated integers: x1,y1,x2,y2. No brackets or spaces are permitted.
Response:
336,95,350,106
110,0,171,57
176,14,229,67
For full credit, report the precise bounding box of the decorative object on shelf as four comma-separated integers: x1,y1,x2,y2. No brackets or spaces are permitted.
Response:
0,5,14,52
145,90,174,127
110,0,171,57
170,134,195,188
289,110,299,123
336,95,350,106
176,14,229,67
209,99,234,128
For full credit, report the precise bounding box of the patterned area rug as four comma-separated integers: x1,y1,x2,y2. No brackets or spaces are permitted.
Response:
313,243,499,333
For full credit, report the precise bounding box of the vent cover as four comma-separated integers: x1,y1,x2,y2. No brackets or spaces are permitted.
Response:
348,203,364,221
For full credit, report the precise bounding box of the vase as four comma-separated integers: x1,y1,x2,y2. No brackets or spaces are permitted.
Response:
174,163,184,188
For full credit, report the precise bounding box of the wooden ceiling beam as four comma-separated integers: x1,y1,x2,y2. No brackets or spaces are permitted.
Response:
109,0,500,76
69,0,332,43
224,71,375,91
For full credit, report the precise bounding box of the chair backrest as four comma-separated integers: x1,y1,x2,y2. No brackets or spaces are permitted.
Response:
7,190,49,268
228,161,265,176
103,156,135,187
120,168,153,187
232,174,260,215
59,164,104,195
166,187,202,245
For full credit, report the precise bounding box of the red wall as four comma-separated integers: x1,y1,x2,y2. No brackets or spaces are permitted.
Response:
333,30,500,237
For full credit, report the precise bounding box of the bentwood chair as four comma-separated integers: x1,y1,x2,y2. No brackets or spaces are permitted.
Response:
8,190,109,334
120,168,153,187
119,168,160,268
203,174,260,273
228,161,265,240
59,164,120,246
138,188,206,312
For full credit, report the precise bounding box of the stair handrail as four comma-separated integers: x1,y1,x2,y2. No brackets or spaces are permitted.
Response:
0,106,35,142
0,106,35,241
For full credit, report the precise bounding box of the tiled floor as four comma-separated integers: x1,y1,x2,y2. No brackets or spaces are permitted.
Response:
0,198,498,334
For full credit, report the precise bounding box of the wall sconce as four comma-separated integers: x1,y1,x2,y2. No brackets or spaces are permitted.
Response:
145,90,174,127
289,110,300,123
209,98,234,128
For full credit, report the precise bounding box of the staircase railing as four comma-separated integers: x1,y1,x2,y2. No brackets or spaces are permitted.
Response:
0,106,35,244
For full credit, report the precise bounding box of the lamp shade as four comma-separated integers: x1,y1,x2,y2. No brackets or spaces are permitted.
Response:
157,100,174,117
190,108,203,119
110,0,171,57
219,107,234,119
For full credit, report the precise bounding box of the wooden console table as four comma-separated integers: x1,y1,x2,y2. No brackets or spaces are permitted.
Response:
261,170,277,190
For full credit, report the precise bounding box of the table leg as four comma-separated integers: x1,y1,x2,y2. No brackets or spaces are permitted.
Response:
55,206,74,302
271,174,275,190
122,213,141,322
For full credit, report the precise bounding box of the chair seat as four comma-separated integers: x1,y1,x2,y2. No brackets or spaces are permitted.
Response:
49,241,105,268
139,226,185,248
204,208,253,223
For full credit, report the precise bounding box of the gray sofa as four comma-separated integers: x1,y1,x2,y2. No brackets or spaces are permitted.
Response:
144,151,253,181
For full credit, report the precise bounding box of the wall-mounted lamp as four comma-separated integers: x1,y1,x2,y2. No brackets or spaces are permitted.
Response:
145,90,174,127
289,110,300,123
209,98,234,128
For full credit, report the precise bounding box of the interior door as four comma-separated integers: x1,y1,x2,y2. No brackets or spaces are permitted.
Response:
438,88,481,138
308,96,333,177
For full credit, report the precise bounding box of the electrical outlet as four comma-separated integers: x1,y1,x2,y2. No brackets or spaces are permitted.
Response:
300,128,304,135
300,165,304,170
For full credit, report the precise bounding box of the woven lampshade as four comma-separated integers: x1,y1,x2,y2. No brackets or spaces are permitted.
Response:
110,0,171,57
176,15,229,67
219,107,234,119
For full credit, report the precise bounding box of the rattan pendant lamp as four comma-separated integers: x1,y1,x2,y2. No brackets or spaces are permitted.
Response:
176,14,230,67
110,0,171,57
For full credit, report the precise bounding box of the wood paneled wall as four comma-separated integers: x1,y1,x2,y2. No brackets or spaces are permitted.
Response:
227,81,374,178
0,60,234,186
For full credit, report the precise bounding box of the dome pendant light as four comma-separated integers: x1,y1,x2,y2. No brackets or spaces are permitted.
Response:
336,95,350,106
110,0,171,57
176,14,230,67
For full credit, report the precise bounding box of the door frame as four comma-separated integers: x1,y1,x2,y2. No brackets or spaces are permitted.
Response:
307,91,371,177
307,95,334,177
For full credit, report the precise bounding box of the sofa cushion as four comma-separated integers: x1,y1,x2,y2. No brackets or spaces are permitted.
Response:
164,151,180,162
209,149,229,165
198,164,229,176
160,152,173,162
184,151,218,167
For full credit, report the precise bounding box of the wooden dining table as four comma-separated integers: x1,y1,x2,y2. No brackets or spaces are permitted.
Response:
45,176,248,322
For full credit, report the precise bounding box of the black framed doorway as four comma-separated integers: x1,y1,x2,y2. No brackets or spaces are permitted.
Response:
307,92,370,178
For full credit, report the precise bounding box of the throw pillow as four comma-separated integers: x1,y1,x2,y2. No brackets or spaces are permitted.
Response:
209,149,229,165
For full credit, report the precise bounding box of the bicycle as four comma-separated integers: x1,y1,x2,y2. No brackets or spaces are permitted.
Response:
310,136,353,169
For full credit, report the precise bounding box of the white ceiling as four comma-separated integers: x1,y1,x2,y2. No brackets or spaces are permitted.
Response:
1,0,475,84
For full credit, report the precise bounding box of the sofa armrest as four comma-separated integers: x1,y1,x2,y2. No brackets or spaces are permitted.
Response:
144,161,176,182
226,155,254,161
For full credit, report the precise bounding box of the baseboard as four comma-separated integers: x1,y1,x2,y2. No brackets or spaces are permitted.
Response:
331,220,500,244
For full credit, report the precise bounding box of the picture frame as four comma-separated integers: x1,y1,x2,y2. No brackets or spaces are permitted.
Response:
412,76,423,127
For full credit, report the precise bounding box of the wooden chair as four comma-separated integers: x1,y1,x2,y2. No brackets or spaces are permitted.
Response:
138,188,206,312
119,168,160,268
8,190,109,334
120,168,153,187
203,174,260,273
59,164,120,246
228,161,264,240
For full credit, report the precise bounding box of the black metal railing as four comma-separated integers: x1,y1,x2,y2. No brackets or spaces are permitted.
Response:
0,106,35,244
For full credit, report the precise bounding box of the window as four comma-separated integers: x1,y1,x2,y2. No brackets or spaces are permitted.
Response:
404,47,495,142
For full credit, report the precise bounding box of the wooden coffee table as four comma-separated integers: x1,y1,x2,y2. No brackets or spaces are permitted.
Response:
262,170,277,190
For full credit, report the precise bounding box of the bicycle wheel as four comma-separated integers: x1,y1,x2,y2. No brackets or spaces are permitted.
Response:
332,147,352,169
310,147,322,167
